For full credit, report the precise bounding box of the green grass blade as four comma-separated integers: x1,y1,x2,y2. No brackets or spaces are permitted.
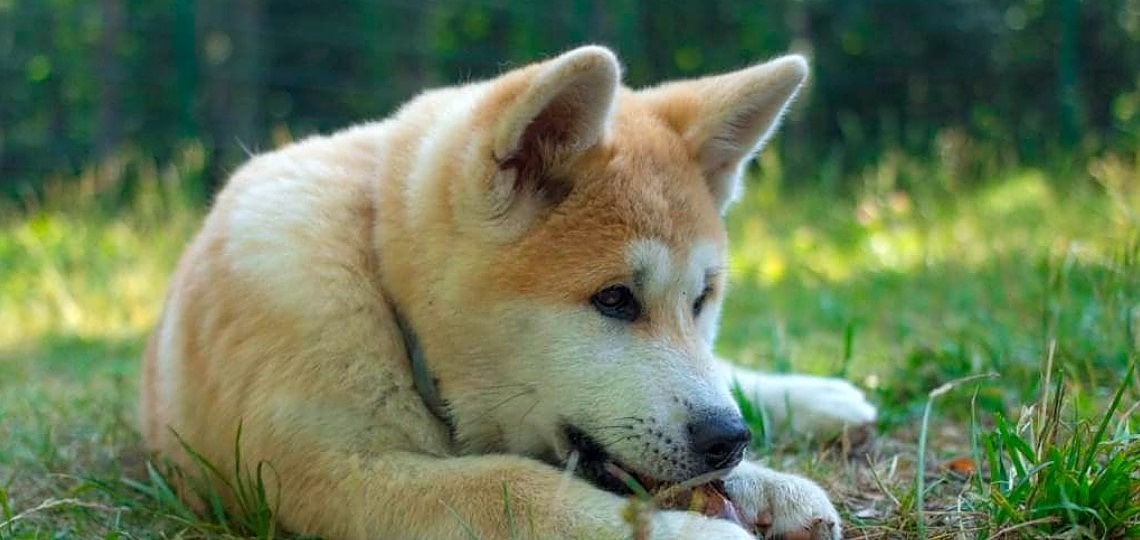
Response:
500,482,516,539
1078,361,1135,480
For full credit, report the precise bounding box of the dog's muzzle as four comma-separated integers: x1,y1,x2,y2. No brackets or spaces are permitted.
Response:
562,409,750,495
687,411,751,471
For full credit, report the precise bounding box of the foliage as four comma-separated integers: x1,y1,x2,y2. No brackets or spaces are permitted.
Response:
3,1,1140,196
3,3,1138,536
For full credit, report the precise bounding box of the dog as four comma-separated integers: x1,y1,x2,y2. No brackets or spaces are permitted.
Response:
140,45,875,539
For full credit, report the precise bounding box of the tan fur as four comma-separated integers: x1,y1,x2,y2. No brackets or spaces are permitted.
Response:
142,46,870,539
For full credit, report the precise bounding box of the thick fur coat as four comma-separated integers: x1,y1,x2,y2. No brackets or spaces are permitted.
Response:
141,46,875,539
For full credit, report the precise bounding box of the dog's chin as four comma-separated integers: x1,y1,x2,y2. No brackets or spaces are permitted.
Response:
559,424,663,496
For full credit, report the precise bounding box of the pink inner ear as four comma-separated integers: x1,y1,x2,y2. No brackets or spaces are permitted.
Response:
496,101,577,204
697,125,750,200
493,72,613,213
521,99,577,155
485,48,620,221
702,98,777,168
698,87,802,212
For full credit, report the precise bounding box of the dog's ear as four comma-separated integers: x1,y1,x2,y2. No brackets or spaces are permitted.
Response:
486,45,620,217
641,55,807,214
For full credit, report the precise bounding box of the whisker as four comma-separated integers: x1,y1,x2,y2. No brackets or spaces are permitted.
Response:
480,383,534,392
514,394,542,450
595,434,640,447
517,395,540,426
591,424,635,431
483,388,534,414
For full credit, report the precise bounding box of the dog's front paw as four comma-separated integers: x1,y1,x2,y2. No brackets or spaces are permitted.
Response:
721,461,841,540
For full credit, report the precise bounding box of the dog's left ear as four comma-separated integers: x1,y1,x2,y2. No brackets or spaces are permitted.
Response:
485,46,620,218
641,55,808,214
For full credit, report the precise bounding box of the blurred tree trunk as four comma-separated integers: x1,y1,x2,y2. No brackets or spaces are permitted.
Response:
47,10,68,161
638,0,665,81
200,0,263,191
173,0,198,142
785,0,811,170
229,0,264,159
94,0,124,161
590,0,615,45
417,2,435,85
614,0,645,84
369,0,432,114
1057,0,1081,146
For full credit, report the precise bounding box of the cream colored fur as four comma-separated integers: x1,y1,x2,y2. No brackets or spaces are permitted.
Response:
141,45,874,540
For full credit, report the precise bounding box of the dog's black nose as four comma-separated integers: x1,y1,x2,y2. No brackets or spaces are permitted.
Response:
687,413,751,470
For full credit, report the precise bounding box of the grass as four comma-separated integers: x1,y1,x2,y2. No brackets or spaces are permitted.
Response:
1,145,1138,538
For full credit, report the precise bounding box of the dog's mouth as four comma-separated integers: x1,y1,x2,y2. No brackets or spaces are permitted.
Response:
561,424,660,496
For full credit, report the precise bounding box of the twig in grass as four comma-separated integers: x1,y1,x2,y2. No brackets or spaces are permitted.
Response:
863,454,901,509
1036,340,1056,455
885,454,898,482
916,372,999,539
0,497,128,529
984,516,1060,540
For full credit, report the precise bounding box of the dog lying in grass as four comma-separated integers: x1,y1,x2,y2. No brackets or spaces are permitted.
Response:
141,45,875,539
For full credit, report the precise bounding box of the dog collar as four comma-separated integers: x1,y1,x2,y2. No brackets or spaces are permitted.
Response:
394,309,449,422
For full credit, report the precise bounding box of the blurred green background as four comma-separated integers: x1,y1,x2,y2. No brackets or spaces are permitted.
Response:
3,0,1139,198
2,3,1140,537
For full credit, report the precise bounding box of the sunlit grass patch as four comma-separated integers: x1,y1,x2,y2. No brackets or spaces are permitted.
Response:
719,161,1137,385
1,147,1138,538
0,145,206,350
717,155,1140,537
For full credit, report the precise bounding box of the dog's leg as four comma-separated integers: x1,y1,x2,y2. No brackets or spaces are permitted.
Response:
716,358,876,439
722,459,842,540
259,448,755,539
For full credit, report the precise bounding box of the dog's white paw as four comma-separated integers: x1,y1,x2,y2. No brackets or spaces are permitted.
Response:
722,461,841,540
759,374,876,438
721,362,876,439
649,509,755,539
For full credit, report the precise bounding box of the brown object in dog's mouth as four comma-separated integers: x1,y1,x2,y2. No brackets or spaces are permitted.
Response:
643,476,753,532
602,463,755,532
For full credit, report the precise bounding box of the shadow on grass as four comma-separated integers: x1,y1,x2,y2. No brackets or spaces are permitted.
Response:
0,332,145,385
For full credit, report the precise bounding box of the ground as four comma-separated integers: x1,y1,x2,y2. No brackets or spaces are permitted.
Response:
1,150,1138,539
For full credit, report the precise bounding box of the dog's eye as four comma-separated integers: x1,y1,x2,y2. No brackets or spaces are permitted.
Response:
591,285,640,322
693,286,713,317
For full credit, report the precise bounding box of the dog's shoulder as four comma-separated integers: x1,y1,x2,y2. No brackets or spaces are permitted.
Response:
200,124,391,319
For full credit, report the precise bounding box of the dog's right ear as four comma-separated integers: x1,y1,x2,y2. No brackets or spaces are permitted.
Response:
640,55,807,215
484,46,620,218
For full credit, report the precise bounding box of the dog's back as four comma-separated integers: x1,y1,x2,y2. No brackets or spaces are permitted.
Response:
140,46,853,539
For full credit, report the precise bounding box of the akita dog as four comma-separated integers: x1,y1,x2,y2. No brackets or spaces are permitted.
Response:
141,45,875,539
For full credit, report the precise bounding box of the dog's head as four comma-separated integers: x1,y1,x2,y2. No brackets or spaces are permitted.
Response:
409,46,806,492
